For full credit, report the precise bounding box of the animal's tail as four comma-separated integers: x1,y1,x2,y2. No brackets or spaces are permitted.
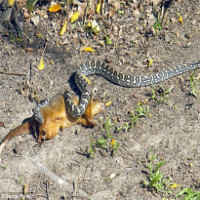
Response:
0,119,35,157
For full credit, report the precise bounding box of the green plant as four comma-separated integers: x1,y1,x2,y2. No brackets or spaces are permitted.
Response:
103,117,114,138
143,152,171,196
153,0,175,32
88,136,96,158
190,69,200,97
178,188,200,200
128,103,150,128
150,86,173,104
116,103,150,132
95,137,108,149
110,139,120,156
83,117,120,157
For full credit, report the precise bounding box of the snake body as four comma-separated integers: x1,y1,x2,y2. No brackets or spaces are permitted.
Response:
33,60,200,123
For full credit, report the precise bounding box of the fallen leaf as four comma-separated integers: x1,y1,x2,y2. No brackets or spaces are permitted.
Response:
86,20,91,28
26,0,38,13
105,100,112,106
25,48,35,52
81,47,95,52
68,10,74,19
108,9,115,18
8,0,15,6
96,1,102,13
60,20,67,36
110,139,116,147
105,35,112,45
48,4,61,12
37,56,44,70
71,11,79,23
170,183,181,189
148,59,153,67
109,172,116,179
143,98,149,104
0,122,5,128
108,0,120,10
78,3,87,18
73,0,87,17
23,184,29,194
31,15,40,26
90,20,101,34
177,13,183,24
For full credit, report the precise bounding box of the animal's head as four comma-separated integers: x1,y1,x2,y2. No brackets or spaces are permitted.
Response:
37,107,65,145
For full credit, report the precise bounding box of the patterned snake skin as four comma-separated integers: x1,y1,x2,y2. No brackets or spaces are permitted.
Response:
33,60,200,123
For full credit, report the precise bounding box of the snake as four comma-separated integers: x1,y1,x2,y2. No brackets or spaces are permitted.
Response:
33,59,200,123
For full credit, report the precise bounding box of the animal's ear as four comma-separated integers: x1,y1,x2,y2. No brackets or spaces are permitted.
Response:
91,98,105,116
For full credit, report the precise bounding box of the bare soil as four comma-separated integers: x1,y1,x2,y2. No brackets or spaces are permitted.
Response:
0,0,200,199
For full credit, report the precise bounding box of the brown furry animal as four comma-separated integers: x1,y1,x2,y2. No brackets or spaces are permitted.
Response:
0,94,104,157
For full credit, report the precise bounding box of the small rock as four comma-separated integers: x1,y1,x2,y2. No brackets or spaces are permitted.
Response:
185,33,191,39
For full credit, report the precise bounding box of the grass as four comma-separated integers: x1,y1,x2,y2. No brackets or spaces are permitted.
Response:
190,69,200,97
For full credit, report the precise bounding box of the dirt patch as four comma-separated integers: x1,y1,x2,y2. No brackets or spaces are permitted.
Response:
0,1,200,199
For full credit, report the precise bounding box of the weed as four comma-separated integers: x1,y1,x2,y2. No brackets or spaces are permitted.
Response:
150,86,173,104
103,117,114,138
128,103,150,128
190,69,200,97
153,0,175,32
178,188,200,200
116,103,150,132
153,20,162,32
95,137,108,149
88,136,96,158
143,152,171,196
83,117,120,157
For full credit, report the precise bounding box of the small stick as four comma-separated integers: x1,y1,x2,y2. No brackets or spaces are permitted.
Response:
0,71,26,76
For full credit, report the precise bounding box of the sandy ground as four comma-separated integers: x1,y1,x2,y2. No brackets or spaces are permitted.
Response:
0,0,200,199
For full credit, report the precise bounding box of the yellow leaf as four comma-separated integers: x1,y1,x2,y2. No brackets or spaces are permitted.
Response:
105,100,112,107
170,183,181,189
37,56,44,70
96,2,101,13
110,139,116,147
81,47,95,52
49,4,61,12
71,11,79,23
177,13,183,24
60,20,67,36
8,0,15,6
86,21,91,28
148,59,153,67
